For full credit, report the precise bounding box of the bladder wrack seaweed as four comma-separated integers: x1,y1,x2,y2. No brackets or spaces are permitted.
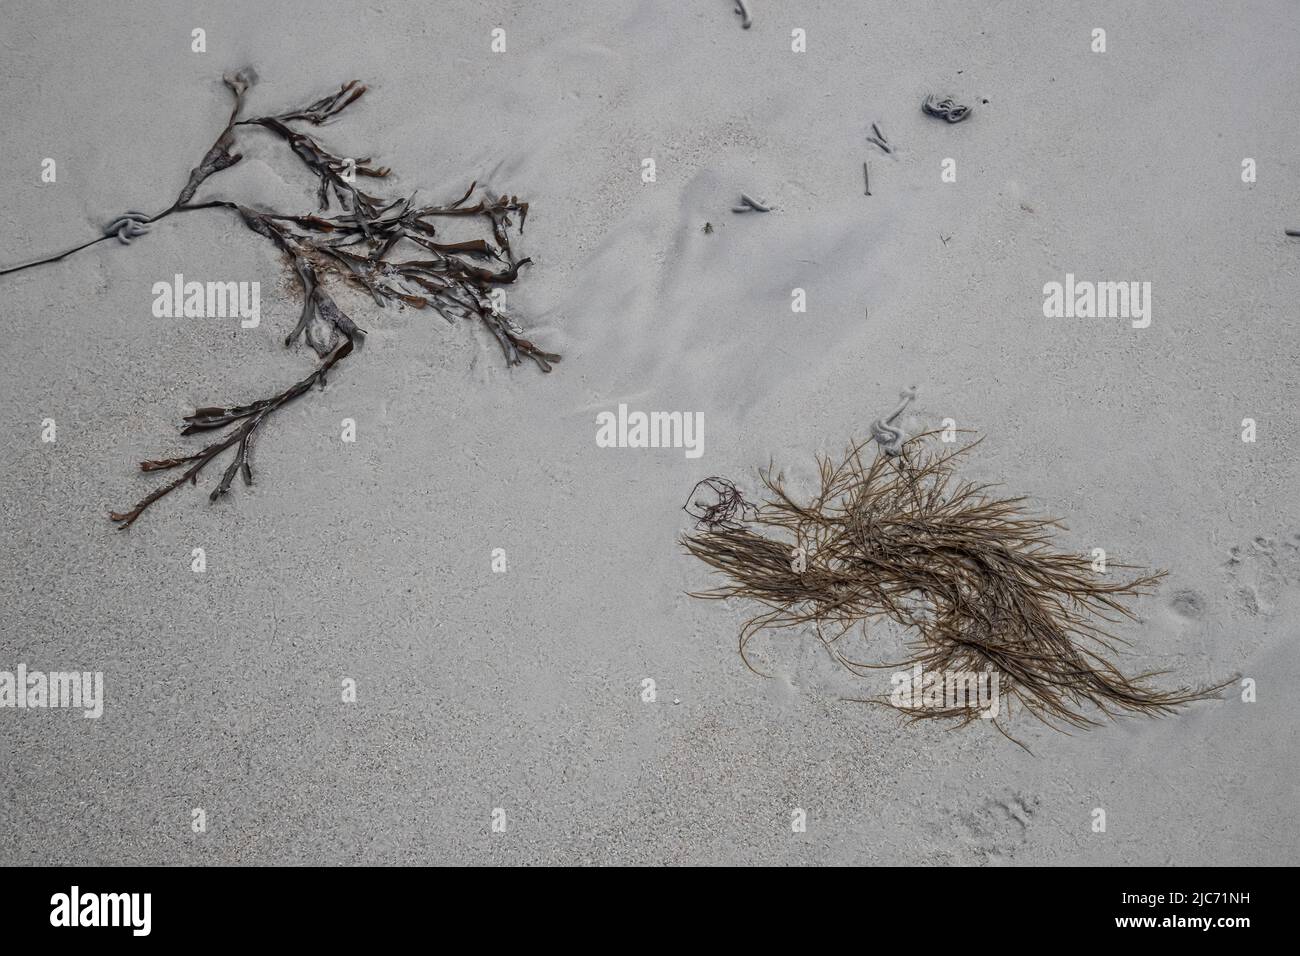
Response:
1,70,560,527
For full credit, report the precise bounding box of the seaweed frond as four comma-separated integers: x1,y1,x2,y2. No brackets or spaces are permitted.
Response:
682,433,1234,745
0,70,561,525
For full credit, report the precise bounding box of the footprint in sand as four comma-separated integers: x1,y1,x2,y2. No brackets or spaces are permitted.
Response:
1169,589,1206,619
949,792,1041,865
1223,532,1300,616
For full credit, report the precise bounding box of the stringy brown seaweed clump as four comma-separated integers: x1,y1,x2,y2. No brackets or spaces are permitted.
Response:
682,432,1232,748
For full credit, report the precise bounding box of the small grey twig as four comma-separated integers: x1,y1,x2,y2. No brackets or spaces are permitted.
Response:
733,193,772,213
734,1,752,29
863,162,871,196
867,121,893,154
1286,229,1300,237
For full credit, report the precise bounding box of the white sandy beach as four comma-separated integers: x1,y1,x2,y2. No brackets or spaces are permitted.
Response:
1,0,1297,864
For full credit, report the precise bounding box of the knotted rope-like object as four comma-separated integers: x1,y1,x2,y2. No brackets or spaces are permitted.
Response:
922,94,972,123
732,192,771,213
870,386,917,456
103,210,152,245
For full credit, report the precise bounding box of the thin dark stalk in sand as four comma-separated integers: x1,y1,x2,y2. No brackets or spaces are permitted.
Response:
867,121,893,154
1,70,560,527
682,432,1233,748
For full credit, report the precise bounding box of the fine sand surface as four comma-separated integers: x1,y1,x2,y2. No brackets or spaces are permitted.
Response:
2,0,1297,864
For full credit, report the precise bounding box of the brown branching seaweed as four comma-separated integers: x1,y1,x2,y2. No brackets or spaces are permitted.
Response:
108,336,356,528
684,477,759,531
2,69,560,526
682,432,1233,747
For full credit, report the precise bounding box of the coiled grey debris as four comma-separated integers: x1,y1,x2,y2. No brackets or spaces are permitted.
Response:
732,193,771,213
104,211,152,245
870,386,918,456
922,95,972,123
